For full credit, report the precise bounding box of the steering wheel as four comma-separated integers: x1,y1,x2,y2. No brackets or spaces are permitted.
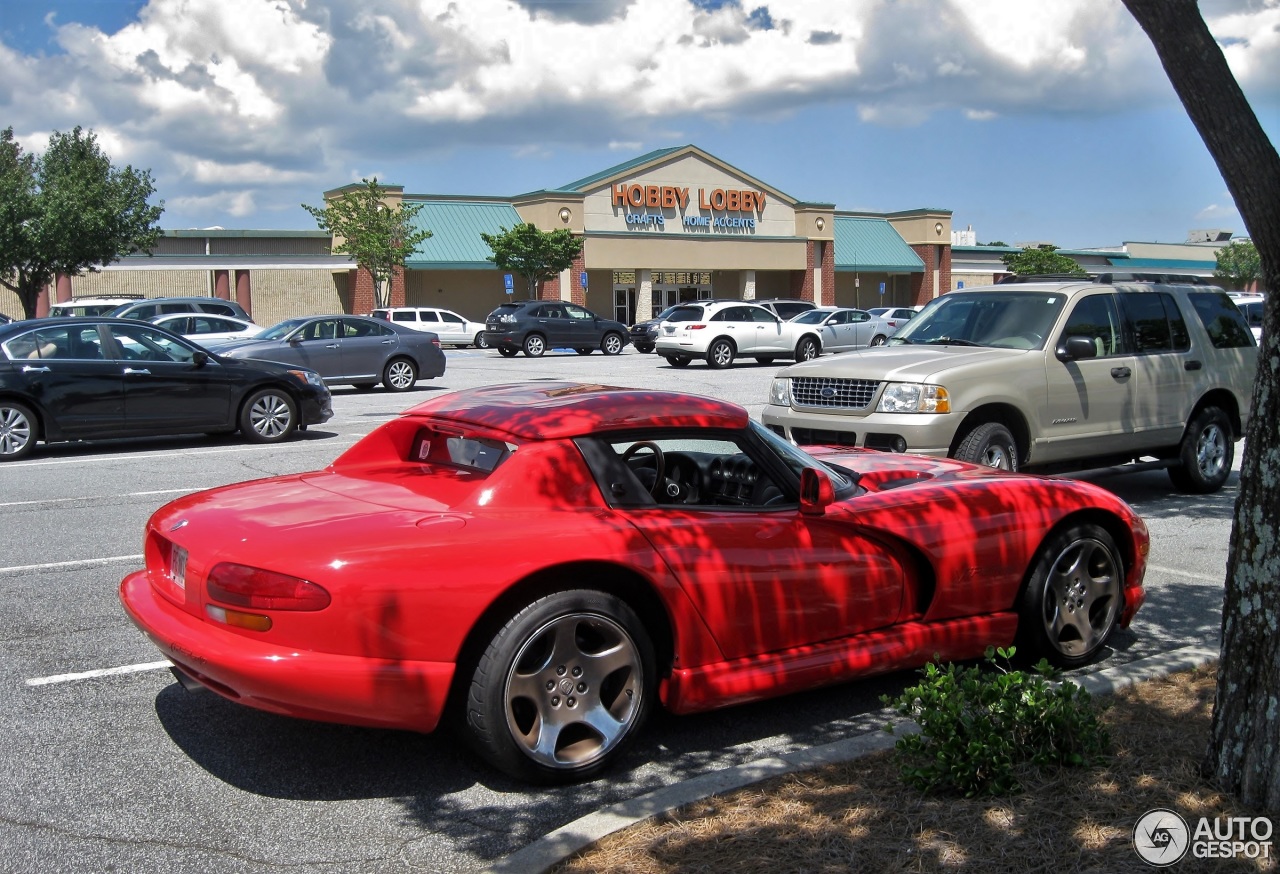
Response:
621,441,666,499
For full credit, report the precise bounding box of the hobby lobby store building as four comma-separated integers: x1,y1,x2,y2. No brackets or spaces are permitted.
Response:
21,145,951,325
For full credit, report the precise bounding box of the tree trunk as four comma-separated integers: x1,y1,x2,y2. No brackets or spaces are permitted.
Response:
1123,0,1280,810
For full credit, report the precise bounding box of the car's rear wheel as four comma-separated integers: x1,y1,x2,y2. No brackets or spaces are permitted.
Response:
382,357,417,392
353,382,377,392
795,337,819,361
1168,406,1233,493
239,389,297,443
706,338,735,369
497,347,518,358
870,334,888,346
462,589,655,783
954,422,1019,471
601,332,624,355
1018,524,1123,668
665,355,691,368
0,401,37,461
475,333,490,349
523,334,547,357
575,348,593,355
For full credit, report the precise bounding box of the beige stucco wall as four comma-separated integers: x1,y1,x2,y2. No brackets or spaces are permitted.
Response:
65,269,212,297
585,236,806,271
404,269,510,322
834,272,915,309
248,269,347,326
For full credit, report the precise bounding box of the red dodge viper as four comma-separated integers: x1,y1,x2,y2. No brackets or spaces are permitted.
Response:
120,382,1148,783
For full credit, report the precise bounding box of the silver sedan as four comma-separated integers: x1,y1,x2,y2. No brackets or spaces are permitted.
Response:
786,307,899,356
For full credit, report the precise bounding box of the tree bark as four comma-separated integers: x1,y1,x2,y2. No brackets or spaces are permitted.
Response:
1123,0,1280,810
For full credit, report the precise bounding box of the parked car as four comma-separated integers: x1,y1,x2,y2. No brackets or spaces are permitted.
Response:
107,296,251,321
628,304,683,354
48,296,147,317
755,298,817,320
118,382,1148,783
210,315,446,392
0,313,14,324
763,276,1257,493
484,300,629,357
148,313,263,344
0,317,332,461
787,307,899,356
866,306,920,332
654,300,827,368
371,306,489,348
1231,293,1265,341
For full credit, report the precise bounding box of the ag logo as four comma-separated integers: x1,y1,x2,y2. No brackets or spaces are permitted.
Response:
1133,808,1190,866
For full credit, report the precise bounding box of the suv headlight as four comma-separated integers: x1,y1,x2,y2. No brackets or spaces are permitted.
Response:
877,383,950,413
769,378,791,406
287,369,325,389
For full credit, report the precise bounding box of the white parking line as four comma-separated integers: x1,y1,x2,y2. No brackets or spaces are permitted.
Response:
1147,563,1222,583
0,445,270,468
0,488,199,509
26,661,172,687
0,555,144,576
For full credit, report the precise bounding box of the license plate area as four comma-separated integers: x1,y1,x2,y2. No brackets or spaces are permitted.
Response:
170,545,188,591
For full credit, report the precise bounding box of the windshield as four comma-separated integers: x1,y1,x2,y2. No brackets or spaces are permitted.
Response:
257,318,308,341
891,291,1066,350
751,421,858,494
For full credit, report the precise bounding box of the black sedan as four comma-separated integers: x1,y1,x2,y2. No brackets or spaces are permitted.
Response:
209,315,446,391
0,317,333,462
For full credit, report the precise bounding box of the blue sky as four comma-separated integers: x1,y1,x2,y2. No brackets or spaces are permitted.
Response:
2,0,1277,249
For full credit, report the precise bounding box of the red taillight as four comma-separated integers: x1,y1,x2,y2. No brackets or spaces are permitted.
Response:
689,324,707,330
206,563,331,612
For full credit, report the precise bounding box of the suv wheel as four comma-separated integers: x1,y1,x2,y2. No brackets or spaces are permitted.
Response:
795,337,819,361
706,338,735,369
523,334,547,357
474,333,490,349
601,332,624,355
497,347,518,358
1168,406,1233,493
665,355,691,368
954,422,1019,471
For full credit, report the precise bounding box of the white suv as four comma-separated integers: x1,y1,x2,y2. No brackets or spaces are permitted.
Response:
763,276,1257,493
656,301,815,368
371,307,488,348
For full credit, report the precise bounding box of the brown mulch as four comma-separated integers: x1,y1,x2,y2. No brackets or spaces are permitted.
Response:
556,666,1276,872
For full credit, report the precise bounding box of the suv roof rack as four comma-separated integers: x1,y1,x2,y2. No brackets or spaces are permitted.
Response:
996,274,1091,284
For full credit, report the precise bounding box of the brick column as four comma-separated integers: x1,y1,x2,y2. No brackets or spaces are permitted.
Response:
55,273,73,303
569,250,587,306
234,270,252,318
819,240,834,306
214,270,231,300
789,241,819,303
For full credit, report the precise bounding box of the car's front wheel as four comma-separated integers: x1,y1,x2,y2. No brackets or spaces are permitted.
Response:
1168,406,1233,493
953,422,1019,471
0,401,38,461
382,357,418,392
601,332,624,355
706,338,735,369
461,589,655,783
523,334,547,357
1018,524,1124,668
870,334,888,346
239,389,297,443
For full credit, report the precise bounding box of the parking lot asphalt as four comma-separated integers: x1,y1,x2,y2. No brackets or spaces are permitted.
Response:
0,346,1238,873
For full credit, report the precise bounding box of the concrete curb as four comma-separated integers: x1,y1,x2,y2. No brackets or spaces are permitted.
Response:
486,644,1220,874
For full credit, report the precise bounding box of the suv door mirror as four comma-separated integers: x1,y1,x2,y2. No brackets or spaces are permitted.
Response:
1057,334,1099,361
799,467,835,515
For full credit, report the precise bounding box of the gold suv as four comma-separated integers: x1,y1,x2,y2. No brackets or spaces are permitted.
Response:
763,275,1257,493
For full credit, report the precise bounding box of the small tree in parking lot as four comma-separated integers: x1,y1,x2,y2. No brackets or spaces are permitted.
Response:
1214,239,1261,290
0,126,163,319
480,223,584,298
1000,245,1087,278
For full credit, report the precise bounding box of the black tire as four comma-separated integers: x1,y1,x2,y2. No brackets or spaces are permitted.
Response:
665,355,691,368
353,382,377,392
523,334,547,357
1167,406,1233,494
706,338,735,369
953,422,1019,471
575,348,593,355
795,337,819,362
382,357,417,392
0,400,38,461
601,332,624,356
239,389,298,443
475,333,490,349
757,357,775,365
870,334,888,346
462,589,655,783
1017,524,1124,668
497,347,518,358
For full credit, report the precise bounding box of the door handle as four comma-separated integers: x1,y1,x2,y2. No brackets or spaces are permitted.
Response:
123,368,152,375
382,339,395,345
21,365,50,373
1184,360,1203,371
325,343,340,348
1111,366,1131,379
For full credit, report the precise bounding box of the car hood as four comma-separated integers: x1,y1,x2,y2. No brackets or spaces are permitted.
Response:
209,338,278,356
777,344,1031,383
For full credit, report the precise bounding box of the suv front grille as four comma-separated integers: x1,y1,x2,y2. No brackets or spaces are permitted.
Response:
791,377,880,409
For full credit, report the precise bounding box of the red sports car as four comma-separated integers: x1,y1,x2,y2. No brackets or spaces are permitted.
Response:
119,382,1148,783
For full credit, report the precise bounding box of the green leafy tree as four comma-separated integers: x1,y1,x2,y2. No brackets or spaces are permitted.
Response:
1124,0,1280,809
0,126,163,319
480,222,584,298
1213,239,1261,289
303,178,430,309
1000,244,1087,277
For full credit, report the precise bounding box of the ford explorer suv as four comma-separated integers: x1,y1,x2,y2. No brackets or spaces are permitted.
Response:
762,275,1257,493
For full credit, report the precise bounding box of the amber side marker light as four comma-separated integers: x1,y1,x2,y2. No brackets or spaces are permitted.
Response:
205,605,273,632
206,562,332,615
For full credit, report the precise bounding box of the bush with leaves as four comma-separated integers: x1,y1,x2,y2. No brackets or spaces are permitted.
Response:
882,646,1109,797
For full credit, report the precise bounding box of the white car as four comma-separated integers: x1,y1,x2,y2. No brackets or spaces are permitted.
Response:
148,313,263,344
371,307,488,348
866,306,920,332
786,307,899,354
657,300,875,368
48,296,146,317
1232,293,1265,341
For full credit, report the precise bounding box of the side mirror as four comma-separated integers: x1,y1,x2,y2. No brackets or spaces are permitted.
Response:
799,467,835,516
288,335,302,346
1056,335,1098,361
192,350,209,368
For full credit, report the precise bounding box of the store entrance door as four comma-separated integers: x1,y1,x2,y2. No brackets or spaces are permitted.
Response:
614,287,636,324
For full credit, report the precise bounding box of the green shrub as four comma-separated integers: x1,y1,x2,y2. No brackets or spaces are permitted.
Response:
881,646,1109,797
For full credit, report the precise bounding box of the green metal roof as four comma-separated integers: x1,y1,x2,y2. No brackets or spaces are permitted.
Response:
404,200,522,269
556,146,687,193
834,216,924,273
1108,257,1217,270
